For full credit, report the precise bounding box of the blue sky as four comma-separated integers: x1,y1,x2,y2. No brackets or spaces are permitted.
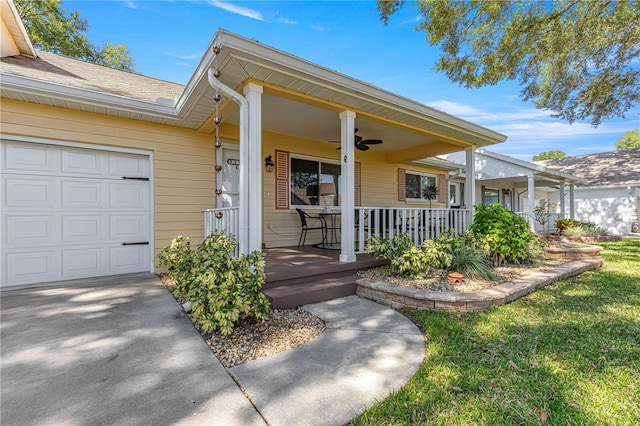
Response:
71,0,638,161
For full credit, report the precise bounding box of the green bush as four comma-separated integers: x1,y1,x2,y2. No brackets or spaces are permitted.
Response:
563,223,608,236
449,241,496,280
422,231,495,279
366,233,430,277
156,235,193,294
422,235,454,269
368,231,495,279
554,218,581,234
470,204,537,266
157,233,271,336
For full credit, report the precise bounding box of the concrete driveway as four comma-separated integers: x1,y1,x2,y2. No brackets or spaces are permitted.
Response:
1,274,264,426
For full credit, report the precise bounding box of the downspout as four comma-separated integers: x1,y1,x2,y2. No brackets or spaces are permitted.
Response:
207,68,249,255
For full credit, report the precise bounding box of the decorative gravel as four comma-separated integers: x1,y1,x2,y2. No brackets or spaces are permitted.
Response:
159,274,325,368
356,258,572,293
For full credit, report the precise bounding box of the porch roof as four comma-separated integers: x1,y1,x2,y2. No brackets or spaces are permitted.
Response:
1,19,506,160
443,149,584,187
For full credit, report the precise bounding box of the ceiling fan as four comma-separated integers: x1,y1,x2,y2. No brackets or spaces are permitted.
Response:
330,129,383,151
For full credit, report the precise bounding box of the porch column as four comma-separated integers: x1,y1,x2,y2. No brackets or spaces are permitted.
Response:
339,110,356,263
243,83,263,252
559,182,566,218
569,184,576,220
527,174,536,230
465,147,476,223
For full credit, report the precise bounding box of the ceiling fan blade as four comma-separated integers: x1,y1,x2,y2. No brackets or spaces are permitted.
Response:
356,144,370,151
361,139,383,145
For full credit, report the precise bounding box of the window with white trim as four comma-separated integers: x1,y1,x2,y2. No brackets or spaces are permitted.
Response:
405,172,438,201
290,157,341,207
482,187,500,206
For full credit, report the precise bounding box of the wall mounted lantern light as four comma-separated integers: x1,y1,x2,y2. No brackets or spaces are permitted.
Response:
264,155,274,172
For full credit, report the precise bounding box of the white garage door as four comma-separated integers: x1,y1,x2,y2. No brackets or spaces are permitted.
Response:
1,140,152,287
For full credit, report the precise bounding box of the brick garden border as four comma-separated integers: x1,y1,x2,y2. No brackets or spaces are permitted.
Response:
356,257,603,312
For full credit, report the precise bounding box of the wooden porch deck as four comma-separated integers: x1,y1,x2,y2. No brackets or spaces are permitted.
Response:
263,246,388,309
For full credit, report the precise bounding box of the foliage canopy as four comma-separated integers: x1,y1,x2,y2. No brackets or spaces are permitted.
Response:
377,0,640,126
15,0,135,72
532,150,567,161
615,128,640,150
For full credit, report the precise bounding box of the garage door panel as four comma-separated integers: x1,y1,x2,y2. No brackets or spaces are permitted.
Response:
109,153,148,178
109,245,148,273
62,180,103,208
61,149,105,176
62,216,103,242
110,215,148,242
62,247,104,278
2,140,152,287
109,182,148,209
4,177,58,208
4,250,61,284
5,215,59,245
3,142,60,174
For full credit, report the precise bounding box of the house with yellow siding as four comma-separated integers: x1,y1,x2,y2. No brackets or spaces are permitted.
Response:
0,1,506,288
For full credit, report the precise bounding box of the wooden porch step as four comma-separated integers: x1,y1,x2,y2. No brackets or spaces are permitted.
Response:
263,275,357,309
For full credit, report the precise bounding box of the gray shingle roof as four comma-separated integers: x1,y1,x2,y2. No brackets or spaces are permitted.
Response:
0,50,184,105
541,149,640,187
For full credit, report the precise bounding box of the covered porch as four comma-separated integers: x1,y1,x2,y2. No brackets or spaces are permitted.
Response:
201,30,506,262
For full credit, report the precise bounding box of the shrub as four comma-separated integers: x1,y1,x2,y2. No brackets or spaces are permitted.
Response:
157,233,271,335
563,223,608,236
470,204,537,266
390,245,431,278
554,218,581,234
422,233,455,269
366,233,430,277
156,235,193,294
449,242,496,280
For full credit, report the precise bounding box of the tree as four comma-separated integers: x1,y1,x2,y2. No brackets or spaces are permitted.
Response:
377,0,640,126
615,129,640,150
532,150,567,161
14,0,135,72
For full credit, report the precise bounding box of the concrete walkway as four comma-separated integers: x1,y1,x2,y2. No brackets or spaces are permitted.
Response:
1,276,424,426
231,296,425,426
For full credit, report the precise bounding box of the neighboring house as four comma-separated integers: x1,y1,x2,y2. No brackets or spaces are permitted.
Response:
540,149,640,236
0,0,506,288
441,149,583,232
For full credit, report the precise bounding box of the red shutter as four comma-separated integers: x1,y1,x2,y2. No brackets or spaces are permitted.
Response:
438,173,447,204
398,168,406,202
355,162,361,207
275,150,289,209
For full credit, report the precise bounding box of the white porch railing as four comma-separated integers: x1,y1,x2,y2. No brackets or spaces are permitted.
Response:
515,212,567,234
204,207,240,256
204,206,472,256
355,207,472,254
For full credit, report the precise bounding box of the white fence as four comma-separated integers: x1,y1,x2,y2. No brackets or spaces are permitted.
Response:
204,206,472,255
355,207,472,253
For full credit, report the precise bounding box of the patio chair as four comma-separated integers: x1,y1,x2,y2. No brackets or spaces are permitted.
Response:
296,208,327,248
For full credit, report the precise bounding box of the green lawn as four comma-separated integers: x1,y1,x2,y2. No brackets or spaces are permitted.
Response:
351,239,640,425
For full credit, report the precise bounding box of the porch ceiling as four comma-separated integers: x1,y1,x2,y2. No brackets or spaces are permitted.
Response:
215,93,449,155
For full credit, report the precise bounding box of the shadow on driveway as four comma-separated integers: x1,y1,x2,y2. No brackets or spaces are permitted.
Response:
1,274,264,426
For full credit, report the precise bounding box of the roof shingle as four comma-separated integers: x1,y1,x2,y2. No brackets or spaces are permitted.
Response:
541,149,640,187
0,50,184,105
